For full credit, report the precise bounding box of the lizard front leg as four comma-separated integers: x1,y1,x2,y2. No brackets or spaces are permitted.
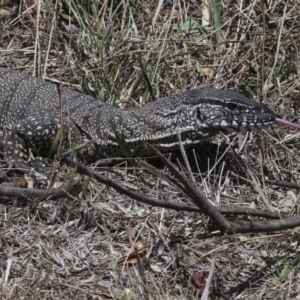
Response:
4,112,65,172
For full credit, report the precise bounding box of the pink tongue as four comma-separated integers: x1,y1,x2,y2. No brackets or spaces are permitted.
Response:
275,118,300,130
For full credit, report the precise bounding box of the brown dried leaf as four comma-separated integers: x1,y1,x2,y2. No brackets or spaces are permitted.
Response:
0,9,11,18
201,66,214,76
18,177,28,188
182,249,197,265
161,9,182,22
118,240,148,265
190,271,206,291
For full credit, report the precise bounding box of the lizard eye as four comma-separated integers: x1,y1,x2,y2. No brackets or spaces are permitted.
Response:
226,102,238,111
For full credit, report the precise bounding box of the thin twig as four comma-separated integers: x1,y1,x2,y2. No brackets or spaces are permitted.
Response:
177,132,196,186
146,144,234,233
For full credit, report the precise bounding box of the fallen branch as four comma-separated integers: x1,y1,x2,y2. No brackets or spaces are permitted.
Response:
0,179,79,200
62,156,300,234
0,183,287,219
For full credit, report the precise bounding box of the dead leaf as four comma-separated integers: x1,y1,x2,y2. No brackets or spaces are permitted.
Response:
190,271,206,291
161,9,182,22
201,66,214,76
18,177,28,188
279,191,297,213
182,249,197,265
0,9,11,18
118,240,148,265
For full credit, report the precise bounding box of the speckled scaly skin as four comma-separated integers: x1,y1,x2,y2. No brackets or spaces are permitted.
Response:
0,68,277,171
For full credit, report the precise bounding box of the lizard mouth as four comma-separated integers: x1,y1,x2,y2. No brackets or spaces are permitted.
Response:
205,112,278,133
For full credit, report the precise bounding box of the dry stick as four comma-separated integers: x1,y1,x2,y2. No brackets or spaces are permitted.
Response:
152,0,164,31
69,145,232,232
63,157,300,233
43,0,59,76
62,157,212,213
64,140,300,190
32,0,41,75
0,259,24,276
33,11,71,207
0,183,286,219
59,158,300,233
136,158,191,196
265,179,300,189
234,214,300,233
60,140,94,157
55,22,65,163
144,145,300,233
145,144,234,233
201,256,216,300
41,140,300,230
135,159,287,219
135,246,149,299
177,132,196,186
0,180,79,200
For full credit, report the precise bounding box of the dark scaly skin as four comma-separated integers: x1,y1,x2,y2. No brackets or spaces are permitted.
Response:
0,68,277,171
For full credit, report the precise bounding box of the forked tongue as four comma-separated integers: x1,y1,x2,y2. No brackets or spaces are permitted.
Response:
275,118,300,130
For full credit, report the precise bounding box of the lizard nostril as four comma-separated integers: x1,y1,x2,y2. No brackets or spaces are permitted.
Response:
226,102,238,111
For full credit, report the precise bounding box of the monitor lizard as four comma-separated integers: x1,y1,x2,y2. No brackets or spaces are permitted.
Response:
0,68,277,172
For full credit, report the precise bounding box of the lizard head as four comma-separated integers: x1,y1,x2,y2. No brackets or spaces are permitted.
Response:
154,88,277,136
189,88,278,133
149,88,278,148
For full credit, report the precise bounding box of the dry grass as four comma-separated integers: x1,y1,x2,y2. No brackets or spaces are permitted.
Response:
0,0,300,299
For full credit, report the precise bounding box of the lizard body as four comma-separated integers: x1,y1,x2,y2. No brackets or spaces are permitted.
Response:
0,68,277,171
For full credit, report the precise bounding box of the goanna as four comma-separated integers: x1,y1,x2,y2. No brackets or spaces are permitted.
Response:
0,68,277,171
